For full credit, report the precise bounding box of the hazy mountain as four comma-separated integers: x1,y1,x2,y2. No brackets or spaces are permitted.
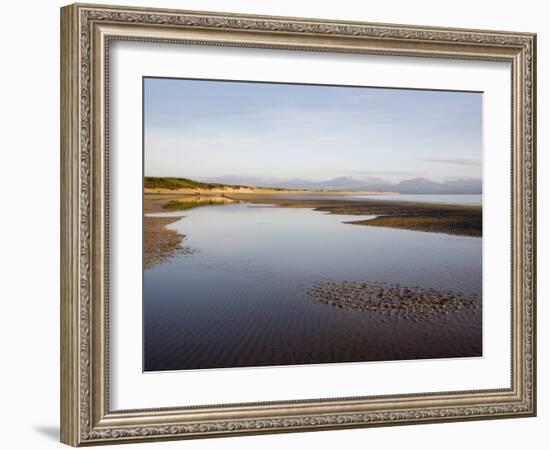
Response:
200,175,481,194
393,178,481,194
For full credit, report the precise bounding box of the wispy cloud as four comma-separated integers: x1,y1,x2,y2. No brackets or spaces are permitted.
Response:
144,78,482,181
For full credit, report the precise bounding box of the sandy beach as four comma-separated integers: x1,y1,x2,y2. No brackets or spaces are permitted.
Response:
144,187,397,196
141,79,485,370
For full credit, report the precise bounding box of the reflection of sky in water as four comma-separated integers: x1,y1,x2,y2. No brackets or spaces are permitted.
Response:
165,203,481,293
144,202,482,371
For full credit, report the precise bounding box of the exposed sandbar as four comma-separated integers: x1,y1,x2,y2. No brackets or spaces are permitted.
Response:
144,216,195,269
144,194,219,269
306,280,480,323
225,193,482,237
347,214,481,237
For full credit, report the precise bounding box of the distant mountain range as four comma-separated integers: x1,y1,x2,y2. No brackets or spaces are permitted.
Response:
200,176,482,194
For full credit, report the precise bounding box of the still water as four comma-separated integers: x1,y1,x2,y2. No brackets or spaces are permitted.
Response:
353,194,482,205
144,201,482,371
272,193,482,205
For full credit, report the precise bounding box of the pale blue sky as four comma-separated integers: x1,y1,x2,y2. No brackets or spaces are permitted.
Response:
144,78,482,183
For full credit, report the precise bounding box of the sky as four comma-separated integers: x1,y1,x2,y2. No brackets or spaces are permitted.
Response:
144,77,482,183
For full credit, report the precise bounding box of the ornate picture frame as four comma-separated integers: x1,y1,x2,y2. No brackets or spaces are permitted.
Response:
60,3,536,446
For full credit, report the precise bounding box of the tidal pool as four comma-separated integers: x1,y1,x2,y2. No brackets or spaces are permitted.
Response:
144,201,482,371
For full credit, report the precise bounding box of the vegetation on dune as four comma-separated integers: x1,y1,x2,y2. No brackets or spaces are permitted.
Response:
144,177,240,190
144,177,297,192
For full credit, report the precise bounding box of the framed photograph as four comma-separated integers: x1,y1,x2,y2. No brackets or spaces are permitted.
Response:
60,3,537,446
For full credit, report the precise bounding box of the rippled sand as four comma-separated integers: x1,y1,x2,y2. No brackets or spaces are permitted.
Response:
144,216,196,269
304,280,480,323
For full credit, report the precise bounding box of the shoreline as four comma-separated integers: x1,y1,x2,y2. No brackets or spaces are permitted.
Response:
144,216,194,269
144,187,398,196
224,193,482,237
143,192,482,268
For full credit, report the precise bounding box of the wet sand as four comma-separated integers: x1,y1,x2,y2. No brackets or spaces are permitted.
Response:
143,194,234,268
144,216,196,269
348,214,481,237
305,280,480,323
226,193,482,237
146,276,482,371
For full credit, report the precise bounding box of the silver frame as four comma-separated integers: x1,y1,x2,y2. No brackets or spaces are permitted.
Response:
61,3,536,446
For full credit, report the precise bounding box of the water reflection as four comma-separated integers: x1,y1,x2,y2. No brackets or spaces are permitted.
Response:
144,201,482,371
162,195,236,211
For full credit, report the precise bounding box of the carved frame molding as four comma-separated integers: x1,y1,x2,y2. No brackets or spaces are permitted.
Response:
61,3,536,446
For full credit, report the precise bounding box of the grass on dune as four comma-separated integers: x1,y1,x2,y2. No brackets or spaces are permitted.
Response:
144,177,239,190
